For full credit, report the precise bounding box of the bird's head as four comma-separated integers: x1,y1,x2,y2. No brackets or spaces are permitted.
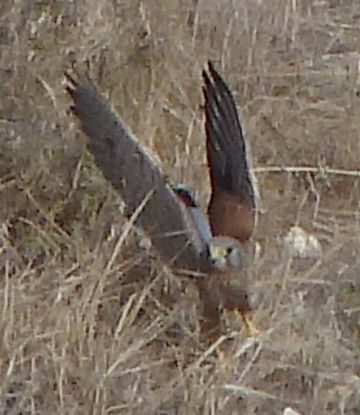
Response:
209,236,245,272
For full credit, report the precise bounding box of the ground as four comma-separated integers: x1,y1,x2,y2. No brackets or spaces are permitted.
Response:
0,0,359,414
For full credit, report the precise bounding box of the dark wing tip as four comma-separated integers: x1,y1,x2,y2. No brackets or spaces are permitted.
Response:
65,86,75,103
64,72,75,97
207,60,216,73
202,66,211,86
206,60,231,95
64,68,92,94
64,70,76,85
64,71,83,117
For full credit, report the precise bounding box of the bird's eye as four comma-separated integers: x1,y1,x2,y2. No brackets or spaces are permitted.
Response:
226,246,233,255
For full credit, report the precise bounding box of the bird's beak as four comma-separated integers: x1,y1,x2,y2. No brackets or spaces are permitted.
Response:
209,246,226,268
238,310,260,337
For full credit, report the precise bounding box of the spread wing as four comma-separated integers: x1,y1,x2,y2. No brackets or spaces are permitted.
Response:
65,71,208,271
202,61,257,243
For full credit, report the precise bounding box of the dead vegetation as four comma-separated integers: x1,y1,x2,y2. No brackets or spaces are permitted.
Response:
0,0,359,414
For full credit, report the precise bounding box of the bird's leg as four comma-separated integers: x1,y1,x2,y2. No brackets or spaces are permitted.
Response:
238,311,260,337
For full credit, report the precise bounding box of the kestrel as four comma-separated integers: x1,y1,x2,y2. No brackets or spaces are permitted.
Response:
65,61,258,338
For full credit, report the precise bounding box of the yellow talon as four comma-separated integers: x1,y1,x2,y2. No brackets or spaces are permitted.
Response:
239,312,260,337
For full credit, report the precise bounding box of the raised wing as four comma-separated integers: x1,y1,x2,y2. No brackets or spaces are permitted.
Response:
65,71,208,271
202,62,257,243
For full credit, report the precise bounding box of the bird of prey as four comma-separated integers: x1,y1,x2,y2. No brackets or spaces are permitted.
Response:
65,61,258,338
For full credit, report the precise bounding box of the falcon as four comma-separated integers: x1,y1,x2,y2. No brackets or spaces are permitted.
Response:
65,61,258,338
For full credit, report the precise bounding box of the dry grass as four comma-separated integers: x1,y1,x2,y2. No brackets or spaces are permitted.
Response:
1,0,360,414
